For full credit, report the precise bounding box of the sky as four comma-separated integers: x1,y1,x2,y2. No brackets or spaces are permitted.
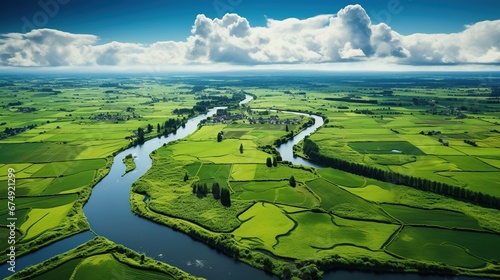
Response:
0,0,499,71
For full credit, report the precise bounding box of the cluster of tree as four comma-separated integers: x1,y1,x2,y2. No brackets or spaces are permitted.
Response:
324,97,378,104
438,138,449,146
162,118,185,135
420,130,441,136
192,182,209,197
354,109,374,115
193,93,246,113
266,157,279,167
173,108,195,116
1,124,38,140
303,138,500,209
192,182,231,207
217,131,224,142
289,176,296,187
464,139,478,147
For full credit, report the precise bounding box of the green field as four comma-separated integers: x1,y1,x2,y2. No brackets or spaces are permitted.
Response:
306,178,393,222
381,204,481,230
387,226,500,268
348,141,425,155
1,75,500,279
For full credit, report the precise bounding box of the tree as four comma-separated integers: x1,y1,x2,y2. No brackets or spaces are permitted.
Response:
183,172,189,182
157,123,161,133
272,157,278,167
217,131,223,142
289,175,296,187
285,124,289,132
147,123,153,133
239,143,243,154
212,182,220,199
220,188,231,207
137,127,145,144
266,157,272,167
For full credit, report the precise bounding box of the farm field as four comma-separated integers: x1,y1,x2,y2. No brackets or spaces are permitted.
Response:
1,74,500,279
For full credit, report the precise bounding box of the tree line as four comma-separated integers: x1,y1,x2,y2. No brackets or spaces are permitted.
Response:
192,182,231,207
303,138,500,209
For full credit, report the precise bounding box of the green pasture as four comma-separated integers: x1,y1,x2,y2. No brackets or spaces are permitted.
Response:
233,203,295,250
230,164,257,180
0,178,53,196
20,203,74,241
439,156,499,171
254,164,318,182
171,139,269,164
273,211,399,259
195,163,232,188
42,170,96,195
381,204,481,230
306,178,392,222
0,143,86,163
348,141,424,155
72,254,170,280
437,171,500,197
232,181,319,208
341,184,396,203
387,226,500,268
0,194,78,212
318,168,365,187
31,258,83,280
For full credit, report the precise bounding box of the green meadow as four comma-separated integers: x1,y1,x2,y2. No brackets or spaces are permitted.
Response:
1,75,499,279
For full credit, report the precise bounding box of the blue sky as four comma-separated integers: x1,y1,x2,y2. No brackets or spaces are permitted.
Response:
2,0,499,43
0,0,499,70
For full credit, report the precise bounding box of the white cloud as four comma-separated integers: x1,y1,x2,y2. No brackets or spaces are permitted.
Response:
0,5,499,68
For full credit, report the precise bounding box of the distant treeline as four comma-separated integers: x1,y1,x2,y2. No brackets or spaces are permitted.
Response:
303,138,500,209
324,97,378,104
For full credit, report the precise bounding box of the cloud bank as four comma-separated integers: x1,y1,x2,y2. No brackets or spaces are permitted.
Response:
0,4,499,68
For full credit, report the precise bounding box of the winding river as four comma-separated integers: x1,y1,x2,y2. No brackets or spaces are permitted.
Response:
1,96,482,280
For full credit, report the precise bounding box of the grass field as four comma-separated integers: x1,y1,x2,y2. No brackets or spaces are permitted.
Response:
233,203,295,250
349,141,425,155
381,204,481,230
72,254,169,280
272,211,399,259
2,76,500,278
387,226,500,268
306,178,393,222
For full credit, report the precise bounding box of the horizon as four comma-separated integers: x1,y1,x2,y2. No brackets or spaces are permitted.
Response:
0,1,499,71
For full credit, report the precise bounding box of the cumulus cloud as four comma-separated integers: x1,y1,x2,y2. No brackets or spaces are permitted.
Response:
0,5,499,68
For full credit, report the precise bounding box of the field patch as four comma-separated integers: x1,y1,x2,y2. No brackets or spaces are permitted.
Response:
341,184,396,203
233,203,295,250
72,254,169,280
224,130,249,139
254,164,317,182
381,204,481,230
387,226,499,268
0,143,86,163
306,179,392,222
196,163,232,188
348,141,424,155
42,170,96,194
318,168,365,187
0,178,53,196
273,211,399,259
230,164,256,180
20,203,74,241
439,156,499,172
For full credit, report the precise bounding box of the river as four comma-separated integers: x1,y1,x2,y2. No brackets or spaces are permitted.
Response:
1,96,482,280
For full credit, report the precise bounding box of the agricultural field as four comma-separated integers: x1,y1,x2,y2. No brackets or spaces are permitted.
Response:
1,74,500,279
131,74,500,279
6,237,198,280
